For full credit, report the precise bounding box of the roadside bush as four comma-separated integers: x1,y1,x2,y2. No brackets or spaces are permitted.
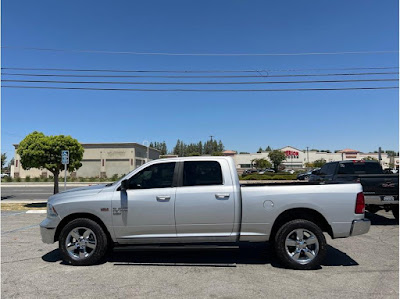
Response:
240,174,297,180
78,177,86,182
16,177,21,182
33,177,40,182
5,176,12,182
25,175,31,182
41,177,49,182
111,174,119,181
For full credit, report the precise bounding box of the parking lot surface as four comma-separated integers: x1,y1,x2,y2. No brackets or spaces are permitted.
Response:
1,210,398,298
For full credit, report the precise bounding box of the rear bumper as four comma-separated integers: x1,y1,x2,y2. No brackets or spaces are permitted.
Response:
365,195,399,205
350,218,371,236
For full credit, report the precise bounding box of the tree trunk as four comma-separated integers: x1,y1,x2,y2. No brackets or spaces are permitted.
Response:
53,172,59,194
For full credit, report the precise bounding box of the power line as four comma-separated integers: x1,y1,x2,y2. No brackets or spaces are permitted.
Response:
2,85,397,92
1,66,399,73
2,71,398,79
2,78,397,85
1,46,398,56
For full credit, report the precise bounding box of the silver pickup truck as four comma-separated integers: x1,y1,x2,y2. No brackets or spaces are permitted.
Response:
40,156,370,270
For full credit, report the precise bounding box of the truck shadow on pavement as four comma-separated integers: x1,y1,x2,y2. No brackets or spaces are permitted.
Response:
365,212,398,226
42,243,358,269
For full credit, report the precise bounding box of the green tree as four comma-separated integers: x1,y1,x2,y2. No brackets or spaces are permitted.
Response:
150,141,168,155
17,131,84,194
257,147,263,153
313,159,327,167
1,153,7,172
362,156,378,161
386,150,397,157
265,146,272,151
268,150,286,172
251,158,272,169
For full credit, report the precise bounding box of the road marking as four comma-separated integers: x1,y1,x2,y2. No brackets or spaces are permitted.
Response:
1,211,27,217
2,224,38,235
26,210,46,214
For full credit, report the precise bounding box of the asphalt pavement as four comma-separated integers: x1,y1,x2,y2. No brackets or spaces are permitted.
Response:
1,210,398,298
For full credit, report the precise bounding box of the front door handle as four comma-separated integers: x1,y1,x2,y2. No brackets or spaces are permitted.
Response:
215,193,230,199
156,195,171,202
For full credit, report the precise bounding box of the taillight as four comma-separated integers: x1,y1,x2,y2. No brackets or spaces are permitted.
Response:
355,192,365,214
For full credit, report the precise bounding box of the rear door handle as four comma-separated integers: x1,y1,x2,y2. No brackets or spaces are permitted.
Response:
215,193,230,199
156,196,171,202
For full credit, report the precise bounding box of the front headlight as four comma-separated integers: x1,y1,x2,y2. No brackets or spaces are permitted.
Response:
47,203,58,217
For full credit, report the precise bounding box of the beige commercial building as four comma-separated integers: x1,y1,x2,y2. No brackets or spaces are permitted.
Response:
11,142,160,178
229,146,399,170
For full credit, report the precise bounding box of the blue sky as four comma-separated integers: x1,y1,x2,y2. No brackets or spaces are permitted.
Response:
1,0,399,159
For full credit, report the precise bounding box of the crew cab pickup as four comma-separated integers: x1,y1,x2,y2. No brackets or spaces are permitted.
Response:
309,160,399,221
40,157,370,270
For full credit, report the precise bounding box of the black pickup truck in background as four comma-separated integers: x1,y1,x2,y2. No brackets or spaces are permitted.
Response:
309,160,399,221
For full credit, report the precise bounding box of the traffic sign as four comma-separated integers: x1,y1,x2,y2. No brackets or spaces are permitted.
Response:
62,150,69,164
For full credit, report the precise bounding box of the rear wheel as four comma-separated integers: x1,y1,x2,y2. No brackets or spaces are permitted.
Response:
274,219,326,270
59,218,108,266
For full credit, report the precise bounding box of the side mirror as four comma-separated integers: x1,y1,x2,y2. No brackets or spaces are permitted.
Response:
120,179,129,191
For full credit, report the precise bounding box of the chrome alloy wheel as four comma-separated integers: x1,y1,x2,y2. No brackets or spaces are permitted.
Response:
285,228,319,265
65,227,97,260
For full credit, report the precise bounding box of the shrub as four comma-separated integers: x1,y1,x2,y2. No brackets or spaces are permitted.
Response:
25,175,31,182
240,174,297,180
33,177,40,182
16,177,21,182
5,176,12,182
111,174,119,181
41,177,49,182
78,177,86,182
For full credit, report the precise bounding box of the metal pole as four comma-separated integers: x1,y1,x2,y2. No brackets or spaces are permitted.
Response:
64,163,67,191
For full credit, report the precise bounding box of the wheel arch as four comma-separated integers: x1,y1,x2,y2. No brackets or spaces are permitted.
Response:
54,213,113,244
270,208,333,241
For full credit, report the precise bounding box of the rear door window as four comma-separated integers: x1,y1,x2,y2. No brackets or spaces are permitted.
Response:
320,163,336,175
183,161,223,186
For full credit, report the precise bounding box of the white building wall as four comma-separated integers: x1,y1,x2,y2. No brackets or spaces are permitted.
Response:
233,146,397,169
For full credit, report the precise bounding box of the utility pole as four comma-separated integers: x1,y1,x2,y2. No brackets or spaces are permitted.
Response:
306,147,309,165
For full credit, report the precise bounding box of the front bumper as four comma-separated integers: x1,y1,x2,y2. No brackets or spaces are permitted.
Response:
350,218,371,236
40,217,59,244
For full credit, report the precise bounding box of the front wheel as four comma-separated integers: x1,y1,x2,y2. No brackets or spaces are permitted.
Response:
274,219,327,270
59,218,109,266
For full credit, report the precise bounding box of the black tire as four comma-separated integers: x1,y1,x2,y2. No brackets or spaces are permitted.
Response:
392,205,399,223
59,218,109,266
274,219,326,270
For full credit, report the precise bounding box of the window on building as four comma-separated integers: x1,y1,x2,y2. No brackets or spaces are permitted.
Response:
183,161,223,186
128,162,175,189
240,164,251,168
